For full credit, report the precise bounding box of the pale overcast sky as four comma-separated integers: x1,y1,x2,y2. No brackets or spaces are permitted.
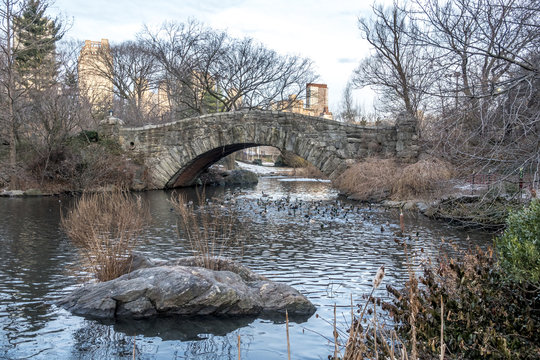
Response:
51,0,379,113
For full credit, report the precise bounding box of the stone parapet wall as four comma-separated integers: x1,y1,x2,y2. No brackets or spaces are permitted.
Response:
106,110,418,189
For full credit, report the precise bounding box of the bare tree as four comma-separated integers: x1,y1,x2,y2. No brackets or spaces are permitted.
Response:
203,36,318,112
0,0,26,175
0,0,65,187
410,0,540,179
22,40,89,185
142,20,318,118
140,20,214,118
352,2,433,118
336,81,358,123
353,0,539,185
81,39,165,126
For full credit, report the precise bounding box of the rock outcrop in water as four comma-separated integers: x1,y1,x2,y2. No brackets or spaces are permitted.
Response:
197,168,259,186
57,257,315,320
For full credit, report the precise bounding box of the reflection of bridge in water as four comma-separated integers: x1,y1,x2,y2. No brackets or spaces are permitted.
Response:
100,110,419,189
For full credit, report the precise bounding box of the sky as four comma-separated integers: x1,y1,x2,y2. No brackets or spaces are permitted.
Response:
51,0,379,114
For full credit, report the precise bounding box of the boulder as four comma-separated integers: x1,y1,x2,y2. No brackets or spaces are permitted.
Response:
58,257,315,320
198,168,258,186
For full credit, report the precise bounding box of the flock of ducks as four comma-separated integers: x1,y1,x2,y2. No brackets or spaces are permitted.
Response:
198,190,413,237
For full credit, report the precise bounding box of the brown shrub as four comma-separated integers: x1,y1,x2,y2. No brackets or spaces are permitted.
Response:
392,157,454,199
61,187,149,282
384,247,540,359
334,157,455,201
4,142,137,192
333,158,399,201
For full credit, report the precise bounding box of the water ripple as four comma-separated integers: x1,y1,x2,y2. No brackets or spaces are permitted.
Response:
0,177,491,359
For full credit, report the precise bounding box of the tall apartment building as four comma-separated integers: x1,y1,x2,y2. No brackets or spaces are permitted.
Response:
306,83,331,118
78,39,114,112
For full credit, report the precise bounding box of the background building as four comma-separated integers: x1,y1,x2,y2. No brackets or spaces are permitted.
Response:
274,83,333,119
247,83,333,162
306,83,332,118
78,39,114,113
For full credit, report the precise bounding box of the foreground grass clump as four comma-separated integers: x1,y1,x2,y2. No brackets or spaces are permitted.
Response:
496,199,540,282
170,192,244,270
384,247,540,359
334,157,454,201
61,188,149,282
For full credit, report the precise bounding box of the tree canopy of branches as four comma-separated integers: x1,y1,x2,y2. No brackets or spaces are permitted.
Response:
353,2,433,117
354,0,540,182
141,20,318,119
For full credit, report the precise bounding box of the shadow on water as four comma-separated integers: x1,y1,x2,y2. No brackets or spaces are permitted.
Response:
109,311,310,342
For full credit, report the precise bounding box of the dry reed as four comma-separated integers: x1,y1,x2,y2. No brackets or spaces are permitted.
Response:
170,191,243,270
238,334,241,360
334,158,398,201
61,187,149,282
286,310,291,360
392,157,454,199
334,157,454,201
336,258,445,360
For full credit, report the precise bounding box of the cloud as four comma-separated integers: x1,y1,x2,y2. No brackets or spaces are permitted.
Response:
337,58,358,64
51,0,375,111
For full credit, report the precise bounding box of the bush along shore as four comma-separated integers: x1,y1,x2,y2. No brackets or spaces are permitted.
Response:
333,156,538,230
327,199,540,359
0,130,151,196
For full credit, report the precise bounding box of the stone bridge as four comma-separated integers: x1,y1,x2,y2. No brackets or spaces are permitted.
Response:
100,110,419,189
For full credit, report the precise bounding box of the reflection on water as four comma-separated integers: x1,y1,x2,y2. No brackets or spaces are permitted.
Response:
0,176,491,359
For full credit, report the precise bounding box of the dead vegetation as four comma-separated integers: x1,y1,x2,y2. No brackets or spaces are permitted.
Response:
334,157,454,201
61,187,149,282
333,158,399,201
392,158,454,199
170,191,245,270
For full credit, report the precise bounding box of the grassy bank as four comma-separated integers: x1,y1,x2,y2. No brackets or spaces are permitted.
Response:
333,156,537,229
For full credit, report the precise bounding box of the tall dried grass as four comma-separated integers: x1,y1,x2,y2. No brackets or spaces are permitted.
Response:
330,248,439,360
61,187,149,282
334,157,454,201
392,158,454,199
334,159,398,201
170,191,243,270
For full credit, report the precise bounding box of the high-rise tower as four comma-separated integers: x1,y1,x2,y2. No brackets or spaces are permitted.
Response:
78,39,114,113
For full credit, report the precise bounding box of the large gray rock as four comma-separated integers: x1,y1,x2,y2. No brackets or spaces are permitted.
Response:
198,168,258,186
58,258,315,320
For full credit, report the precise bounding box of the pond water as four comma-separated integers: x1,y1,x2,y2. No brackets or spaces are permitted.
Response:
0,174,492,359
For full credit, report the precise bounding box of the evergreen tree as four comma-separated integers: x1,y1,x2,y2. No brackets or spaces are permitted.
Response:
14,0,62,88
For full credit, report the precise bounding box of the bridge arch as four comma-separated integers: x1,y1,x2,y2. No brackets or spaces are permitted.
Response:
107,110,418,189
